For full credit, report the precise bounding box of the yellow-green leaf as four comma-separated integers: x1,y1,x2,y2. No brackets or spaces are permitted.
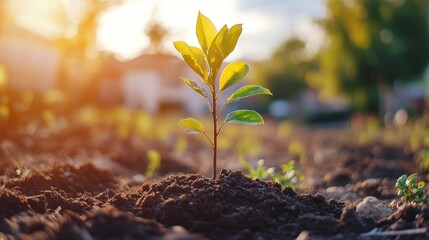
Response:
224,110,264,125
207,25,228,81
174,41,208,80
178,118,205,135
226,85,272,103
180,77,207,99
196,12,217,56
221,24,242,58
219,61,249,92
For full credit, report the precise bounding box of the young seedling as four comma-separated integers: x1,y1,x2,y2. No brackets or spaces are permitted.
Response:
174,12,272,178
145,150,161,178
240,159,303,190
396,174,429,205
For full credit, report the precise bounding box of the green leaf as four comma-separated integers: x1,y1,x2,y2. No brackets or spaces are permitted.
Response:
180,77,207,99
173,41,208,81
178,118,205,135
196,12,217,56
207,25,228,82
219,61,249,91
224,110,264,125
226,85,272,103
221,24,242,58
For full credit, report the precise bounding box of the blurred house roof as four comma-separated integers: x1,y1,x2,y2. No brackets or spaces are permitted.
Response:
98,52,187,86
0,22,59,91
0,22,54,47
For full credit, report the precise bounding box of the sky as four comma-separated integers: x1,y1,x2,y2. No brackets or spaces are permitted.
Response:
7,0,326,62
97,0,326,61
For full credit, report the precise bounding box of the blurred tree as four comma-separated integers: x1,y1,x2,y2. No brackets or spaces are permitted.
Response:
145,21,168,54
55,0,122,103
253,37,317,101
312,0,429,114
144,9,169,54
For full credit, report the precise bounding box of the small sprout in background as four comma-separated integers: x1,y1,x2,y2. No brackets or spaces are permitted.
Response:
357,117,380,145
42,110,56,130
408,133,422,152
240,159,272,180
133,111,153,138
419,149,429,170
175,12,272,178
145,150,161,178
272,161,304,190
396,174,429,205
417,137,429,171
0,104,9,118
288,140,307,164
0,64,8,89
240,159,303,190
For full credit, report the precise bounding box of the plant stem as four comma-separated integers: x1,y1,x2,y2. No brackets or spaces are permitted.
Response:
212,86,217,179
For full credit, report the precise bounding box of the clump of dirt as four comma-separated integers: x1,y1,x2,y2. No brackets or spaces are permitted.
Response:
0,206,202,240
6,162,117,195
380,204,429,232
352,178,397,199
0,189,32,218
132,170,345,239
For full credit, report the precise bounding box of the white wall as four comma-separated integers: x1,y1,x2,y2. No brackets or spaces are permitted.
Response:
122,68,206,115
0,34,59,91
123,70,160,114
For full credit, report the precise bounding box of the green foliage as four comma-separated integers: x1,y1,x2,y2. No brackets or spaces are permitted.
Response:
420,149,429,170
226,85,271,104
396,174,429,205
314,0,429,113
274,161,304,190
416,134,429,170
240,159,303,190
253,37,316,100
145,150,161,178
224,110,264,125
179,118,205,135
174,12,272,178
240,159,272,180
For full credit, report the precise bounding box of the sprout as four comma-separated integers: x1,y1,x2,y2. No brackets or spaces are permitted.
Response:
174,12,272,178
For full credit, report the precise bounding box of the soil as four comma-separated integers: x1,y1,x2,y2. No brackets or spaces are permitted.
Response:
2,123,429,239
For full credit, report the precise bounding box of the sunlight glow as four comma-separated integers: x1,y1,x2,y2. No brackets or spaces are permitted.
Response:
7,0,67,38
97,0,325,61
97,0,242,60
6,0,325,61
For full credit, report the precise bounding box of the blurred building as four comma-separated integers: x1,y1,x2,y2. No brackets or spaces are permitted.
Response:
0,23,60,91
0,13,208,116
94,20,206,115
95,53,206,115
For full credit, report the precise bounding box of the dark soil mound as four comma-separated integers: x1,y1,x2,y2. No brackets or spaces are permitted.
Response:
3,167,429,239
134,170,344,239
